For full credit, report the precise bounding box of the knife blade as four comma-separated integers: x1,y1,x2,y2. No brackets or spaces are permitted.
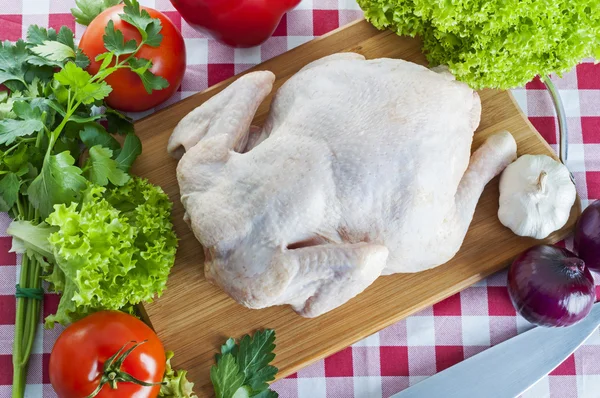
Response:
393,302,600,398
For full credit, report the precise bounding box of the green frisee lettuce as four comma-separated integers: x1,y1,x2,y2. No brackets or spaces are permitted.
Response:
358,0,600,89
7,177,178,327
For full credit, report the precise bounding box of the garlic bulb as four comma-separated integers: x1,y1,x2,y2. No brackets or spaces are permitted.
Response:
498,154,576,239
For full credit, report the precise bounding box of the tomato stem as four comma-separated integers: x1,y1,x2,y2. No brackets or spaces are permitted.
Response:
84,340,163,398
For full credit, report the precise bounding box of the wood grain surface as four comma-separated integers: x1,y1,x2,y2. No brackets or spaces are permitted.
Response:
133,19,581,397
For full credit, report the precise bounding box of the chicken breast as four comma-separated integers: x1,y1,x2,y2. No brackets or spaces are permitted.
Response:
168,54,517,317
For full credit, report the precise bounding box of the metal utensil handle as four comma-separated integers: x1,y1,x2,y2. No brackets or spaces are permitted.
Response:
541,75,568,165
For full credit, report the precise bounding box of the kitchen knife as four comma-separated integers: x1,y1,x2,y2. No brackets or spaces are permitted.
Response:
393,302,600,398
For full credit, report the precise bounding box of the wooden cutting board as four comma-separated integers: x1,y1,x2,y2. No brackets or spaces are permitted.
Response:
133,19,581,397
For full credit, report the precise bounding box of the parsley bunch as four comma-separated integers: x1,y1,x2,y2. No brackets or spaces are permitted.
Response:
211,330,279,398
0,1,170,396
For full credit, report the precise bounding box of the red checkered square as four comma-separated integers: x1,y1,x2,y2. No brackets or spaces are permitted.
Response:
207,64,235,87
0,237,16,265
43,293,60,321
380,347,409,376
0,296,15,325
48,13,75,34
42,353,51,384
550,354,576,376
582,117,600,144
435,346,464,372
0,355,11,385
286,372,297,379
577,63,600,90
433,294,461,316
586,172,600,199
529,116,557,145
313,10,339,36
487,287,516,316
525,76,546,90
324,347,353,377
272,14,287,37
0,15,21,41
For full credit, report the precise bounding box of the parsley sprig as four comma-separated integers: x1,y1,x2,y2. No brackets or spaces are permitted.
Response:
0,1,168,396
211,330,279,398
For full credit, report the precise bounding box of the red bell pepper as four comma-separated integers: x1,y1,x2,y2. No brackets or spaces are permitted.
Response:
170,0,301,48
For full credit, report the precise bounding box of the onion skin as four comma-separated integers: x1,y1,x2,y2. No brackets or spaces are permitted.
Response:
507,245,595,327
574,200,600,273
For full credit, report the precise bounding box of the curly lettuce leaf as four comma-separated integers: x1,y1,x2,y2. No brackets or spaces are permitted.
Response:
358,0,600,89
35,177,178,327
160,351,198,398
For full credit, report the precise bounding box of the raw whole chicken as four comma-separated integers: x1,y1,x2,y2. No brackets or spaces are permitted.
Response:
168,53,517,317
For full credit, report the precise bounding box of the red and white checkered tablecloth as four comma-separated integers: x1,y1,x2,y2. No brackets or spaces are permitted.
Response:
1,1,600,397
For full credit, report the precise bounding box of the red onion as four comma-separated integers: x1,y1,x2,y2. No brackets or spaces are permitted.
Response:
574,200,600,273
507,245,595,327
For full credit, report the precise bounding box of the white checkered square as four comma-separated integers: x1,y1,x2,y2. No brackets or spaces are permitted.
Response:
353,376,383,397
522,376,550,398
298,377,326,397
461,316,491,346
21,0,49,15
406,316,435,346
184,38,208,65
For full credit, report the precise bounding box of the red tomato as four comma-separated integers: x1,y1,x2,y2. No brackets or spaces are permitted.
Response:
79,5,186,112
49,311,166,398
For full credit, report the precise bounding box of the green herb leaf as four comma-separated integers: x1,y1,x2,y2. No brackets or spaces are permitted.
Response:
211,331,278,398
28,151,87,218
144,20,163,47
103,20,138,56
0,172,20,212
0,102,44,145
120,0,154,40
96,52,115,70
71,0,122,26
127,57,169,93
210,354,245,398
221,338,237,357
54,62,112,104
26,26,58,45
79,123,120,150
135,68,169,94
75,49,91,69
128,57,152,74
114,133,142,172
56,26,76,50
3,144,31,172
84,145,130,186
31,41,76,62
0,40,29,87
105,108,134,135
236,330,277,394
250,390,278,398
